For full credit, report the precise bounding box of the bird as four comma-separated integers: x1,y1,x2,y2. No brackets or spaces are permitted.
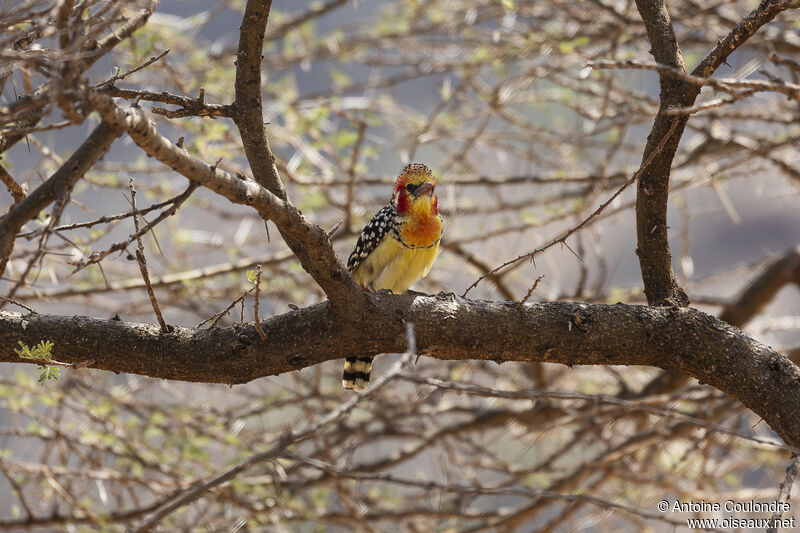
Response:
342,163,443,392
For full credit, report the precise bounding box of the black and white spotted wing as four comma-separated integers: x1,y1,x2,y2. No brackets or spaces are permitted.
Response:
347,204,398,272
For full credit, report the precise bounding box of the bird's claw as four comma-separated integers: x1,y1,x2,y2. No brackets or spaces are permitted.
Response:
365,283,393,295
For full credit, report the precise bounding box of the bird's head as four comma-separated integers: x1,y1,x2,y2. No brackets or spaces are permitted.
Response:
392,163,439,216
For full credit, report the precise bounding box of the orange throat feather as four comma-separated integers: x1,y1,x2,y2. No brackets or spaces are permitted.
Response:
400,196,442,247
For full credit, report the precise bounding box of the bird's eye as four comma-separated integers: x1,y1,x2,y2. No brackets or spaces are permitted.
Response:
405,183,417,192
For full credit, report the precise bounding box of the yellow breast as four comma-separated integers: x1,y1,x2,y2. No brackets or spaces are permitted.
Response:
352,237,440,294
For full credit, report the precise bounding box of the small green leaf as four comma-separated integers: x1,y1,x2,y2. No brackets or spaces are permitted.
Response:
333,130,359,150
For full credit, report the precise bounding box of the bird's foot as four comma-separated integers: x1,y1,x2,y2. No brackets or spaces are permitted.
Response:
366,282,393,295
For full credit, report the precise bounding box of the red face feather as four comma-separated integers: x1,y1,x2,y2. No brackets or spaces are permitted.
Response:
392,163,438,215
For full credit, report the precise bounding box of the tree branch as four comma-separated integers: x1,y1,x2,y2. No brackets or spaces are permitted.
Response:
719,245,800,327
233,0,284,197
3,297,800,446
0,121,122,279
0,164,26,206
229,1,360,312
632,0,798,306
692,0,800,78
633,0,692,306
632,245,800,397
92,95,362,310
0,0,159,154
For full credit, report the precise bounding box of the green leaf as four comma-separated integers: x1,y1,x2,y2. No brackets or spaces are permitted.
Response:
333,130,359,150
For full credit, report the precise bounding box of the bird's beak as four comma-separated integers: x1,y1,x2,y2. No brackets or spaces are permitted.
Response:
413,181,434,197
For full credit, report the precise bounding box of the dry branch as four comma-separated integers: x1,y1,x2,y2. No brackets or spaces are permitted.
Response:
92,95,362,310
631,0,799,306
0,121,122,279
3,296,800,447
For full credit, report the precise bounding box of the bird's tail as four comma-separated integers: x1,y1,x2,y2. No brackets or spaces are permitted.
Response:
342,356,373,392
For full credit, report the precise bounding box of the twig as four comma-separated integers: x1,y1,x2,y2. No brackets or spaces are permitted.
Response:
92,49,170,88
398,374,800,454
0,296,35,313
0,119,76,134
132,324,418,532
0,461,34,519
18,186,196,238
663,90,757,116
767,454,799,533
129,178,169,333
253,265,267,341
327,220,344,238
463,118,681,296
13,251,294,300
198,287,255,328
520,275,544,304
445,242,516,301
106,87,233,119
770,51,800,73
588,59,800,101
70,182,198,273
0,163,26,205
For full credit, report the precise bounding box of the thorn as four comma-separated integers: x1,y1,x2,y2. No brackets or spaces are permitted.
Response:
561,240,583,263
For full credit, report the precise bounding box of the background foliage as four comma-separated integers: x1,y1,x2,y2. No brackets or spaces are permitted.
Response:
1,0,800,530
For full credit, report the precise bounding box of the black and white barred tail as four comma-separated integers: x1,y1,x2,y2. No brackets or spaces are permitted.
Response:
342,356,373,392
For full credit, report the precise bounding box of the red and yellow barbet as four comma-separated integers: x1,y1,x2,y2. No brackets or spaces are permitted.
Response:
342,163,443,391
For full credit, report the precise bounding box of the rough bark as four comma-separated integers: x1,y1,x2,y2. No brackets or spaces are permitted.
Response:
230,0,360,313
3,297,800,446
233,0,284,198
633,0,693,306
632,246,800,397
633,0,798,306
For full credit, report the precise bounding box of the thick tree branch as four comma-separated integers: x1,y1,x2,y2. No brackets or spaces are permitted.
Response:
3,298,800,446
634,245,800,397
0,121,122,279
233,0,284,197
633,0,693,306
692,0,800,78
92,95,362,310
632,0,798,306
229,0,359,313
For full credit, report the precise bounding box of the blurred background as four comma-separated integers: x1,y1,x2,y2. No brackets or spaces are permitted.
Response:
1,0,799,530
